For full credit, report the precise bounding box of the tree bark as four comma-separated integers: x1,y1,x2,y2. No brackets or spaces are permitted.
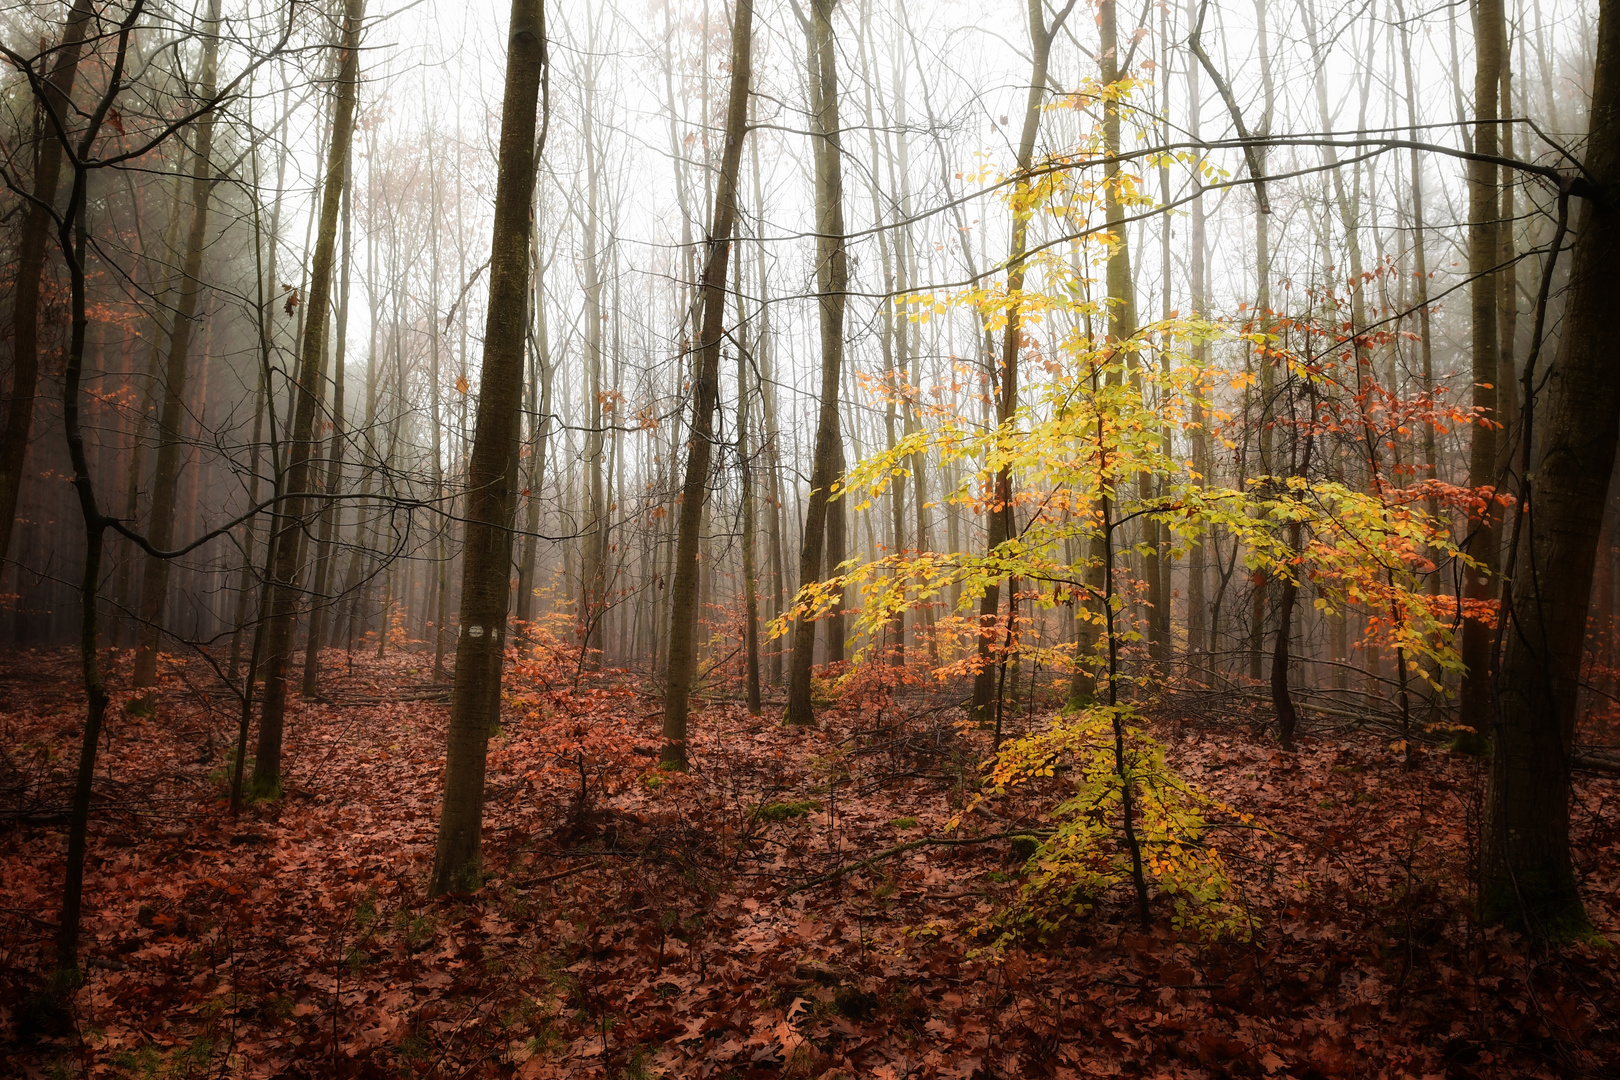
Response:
300,158,354,697
785,0,849,726
1482,0,1620,939
114,167,190,645
47,0,144,979
661,0,752,764
736,242,761,715
129,0,223,691
1184,0,1210,670
0,0,95,569
515,228,553,633
428,0,546,892
975,0,1075,722
580,60,608,664
744,128,787,687
1395,0,1441,595
1459,0,1506,748
249,0,365,798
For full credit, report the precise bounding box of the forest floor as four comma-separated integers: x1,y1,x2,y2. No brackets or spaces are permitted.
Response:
2,645,1618,1080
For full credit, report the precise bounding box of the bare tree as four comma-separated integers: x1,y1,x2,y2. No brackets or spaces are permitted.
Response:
1483,0,1618,939
661,0,754,766
250,0,366,798
1459,0,1506,747
0,0,94,570
131,0,224,693
784,0,850,726
428,0,547,894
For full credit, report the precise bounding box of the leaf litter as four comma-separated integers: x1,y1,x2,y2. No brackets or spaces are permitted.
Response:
1,646,1617,1078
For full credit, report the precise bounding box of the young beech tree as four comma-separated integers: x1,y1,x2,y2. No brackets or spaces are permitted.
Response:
788,123,1472,927
824,294,1465,938
428,0,546,895
660,0,753,769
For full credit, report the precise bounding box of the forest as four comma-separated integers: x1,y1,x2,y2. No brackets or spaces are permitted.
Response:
0,0,1618,1075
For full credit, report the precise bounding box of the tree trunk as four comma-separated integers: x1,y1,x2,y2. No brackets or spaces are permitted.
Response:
1482,0,1619,939
975,0,1075,722
736,244,761,715
661,0,752,764
1151,0,1175,665
127,3,222,690
428,0,546,893
249,0,365,798
300,159,355,697
516,228,553,633
1395,0,1441,592
1185,0,1210,671
749,127,787,686
59,195,110,978
858,7,905,661
580,63,608,664
824,435,848,665
1497,44,1520,464
115,168,190,644
891,45,933,654
0,0,95,569
1459,0,1505,748
1272,525,1302,750
48,0,144,979
785,0,850,726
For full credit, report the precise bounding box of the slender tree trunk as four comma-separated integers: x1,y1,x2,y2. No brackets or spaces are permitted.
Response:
340,144,382,658
59,195,109,978
785,0,850,726
1497,40,1520,457
661,0,752,765
749,125,787,686
824,436,848,665
115,168,189,643
1150,0,1175,665
424,142,453,678
1395,0,1441,593
428,0,546,893
1072,0,1136,707
858,6,905,661
301,159,354,697
229,365,267,681
516,232,553,633
1251,0,1277,686
130,1,223,690
1459,0,1506,748
977,0,1076,721
249,0,365,798
1185,0,1210,671
580,64,608,664
892,45,934,655
51,1,143,978
737,245,761,714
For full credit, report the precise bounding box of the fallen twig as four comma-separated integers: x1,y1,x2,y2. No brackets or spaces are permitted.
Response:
784,828,1053,896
